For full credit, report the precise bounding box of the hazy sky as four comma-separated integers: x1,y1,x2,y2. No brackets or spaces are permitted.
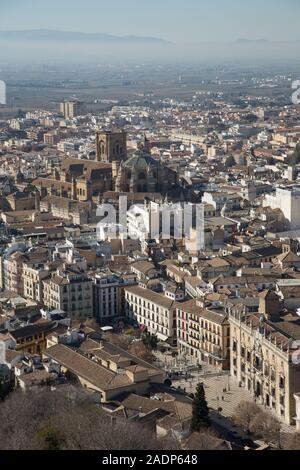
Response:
0,0,299,43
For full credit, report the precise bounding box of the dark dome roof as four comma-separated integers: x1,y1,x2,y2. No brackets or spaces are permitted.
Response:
124,151,159,170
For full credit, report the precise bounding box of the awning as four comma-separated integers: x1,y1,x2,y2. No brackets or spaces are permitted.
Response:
156,332,169,342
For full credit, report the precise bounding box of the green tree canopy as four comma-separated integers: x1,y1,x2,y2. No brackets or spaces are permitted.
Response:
190,383,211,432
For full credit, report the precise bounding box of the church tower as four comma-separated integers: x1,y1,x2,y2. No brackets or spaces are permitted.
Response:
96,130,127,163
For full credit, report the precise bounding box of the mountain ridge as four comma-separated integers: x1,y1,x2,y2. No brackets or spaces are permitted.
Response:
0,29,170,44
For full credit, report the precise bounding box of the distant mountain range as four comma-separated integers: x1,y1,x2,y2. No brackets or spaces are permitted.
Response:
0,31,298,46
235,38,269,44
0,29,170,45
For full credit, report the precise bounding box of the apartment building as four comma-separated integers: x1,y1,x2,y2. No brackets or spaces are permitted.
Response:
23,262,50,303
1,247,49,295
93,272,122,325
124,285,177,345
59,100,83,119
43,269,93,319
177,299,230,370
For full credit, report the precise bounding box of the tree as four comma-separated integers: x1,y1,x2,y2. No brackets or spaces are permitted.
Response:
82,318,102,332
249,411,281,444
142,332,158,350
128,341,154,363
0,379,13,401
233,401,281,445
190,383,211,432
105,332,131,351
37,422,66,450
233,401,261,432
0,387,178,450
164,378,172,387
185,430,230,451
283,432,300,450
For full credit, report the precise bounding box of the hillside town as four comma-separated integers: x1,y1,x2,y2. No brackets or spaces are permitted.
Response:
2,82,300,451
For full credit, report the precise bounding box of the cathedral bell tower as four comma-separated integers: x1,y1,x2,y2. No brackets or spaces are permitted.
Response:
96,129,127,163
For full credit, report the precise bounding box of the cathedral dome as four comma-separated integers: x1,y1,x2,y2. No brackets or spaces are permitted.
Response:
114,149,178,194
123,151,159,170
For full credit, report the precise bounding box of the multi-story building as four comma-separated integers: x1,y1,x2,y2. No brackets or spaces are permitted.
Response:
44,131,60,146
2,252,28,295
1,247,49,295
26,128,45,142
202,191,241,213
23,262,50,303
264,186,300,230
60,101,83,119
229,291,300,425
8,322,55,355
43,269,93,320
124,285,177,345
177,299,230,370
93,272,123,325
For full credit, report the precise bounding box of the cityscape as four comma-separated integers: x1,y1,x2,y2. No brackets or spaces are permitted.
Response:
1,0,300,459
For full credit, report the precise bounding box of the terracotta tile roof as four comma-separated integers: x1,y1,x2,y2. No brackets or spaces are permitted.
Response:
176,299,228,325
44,343,134,391
125,285,176,309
